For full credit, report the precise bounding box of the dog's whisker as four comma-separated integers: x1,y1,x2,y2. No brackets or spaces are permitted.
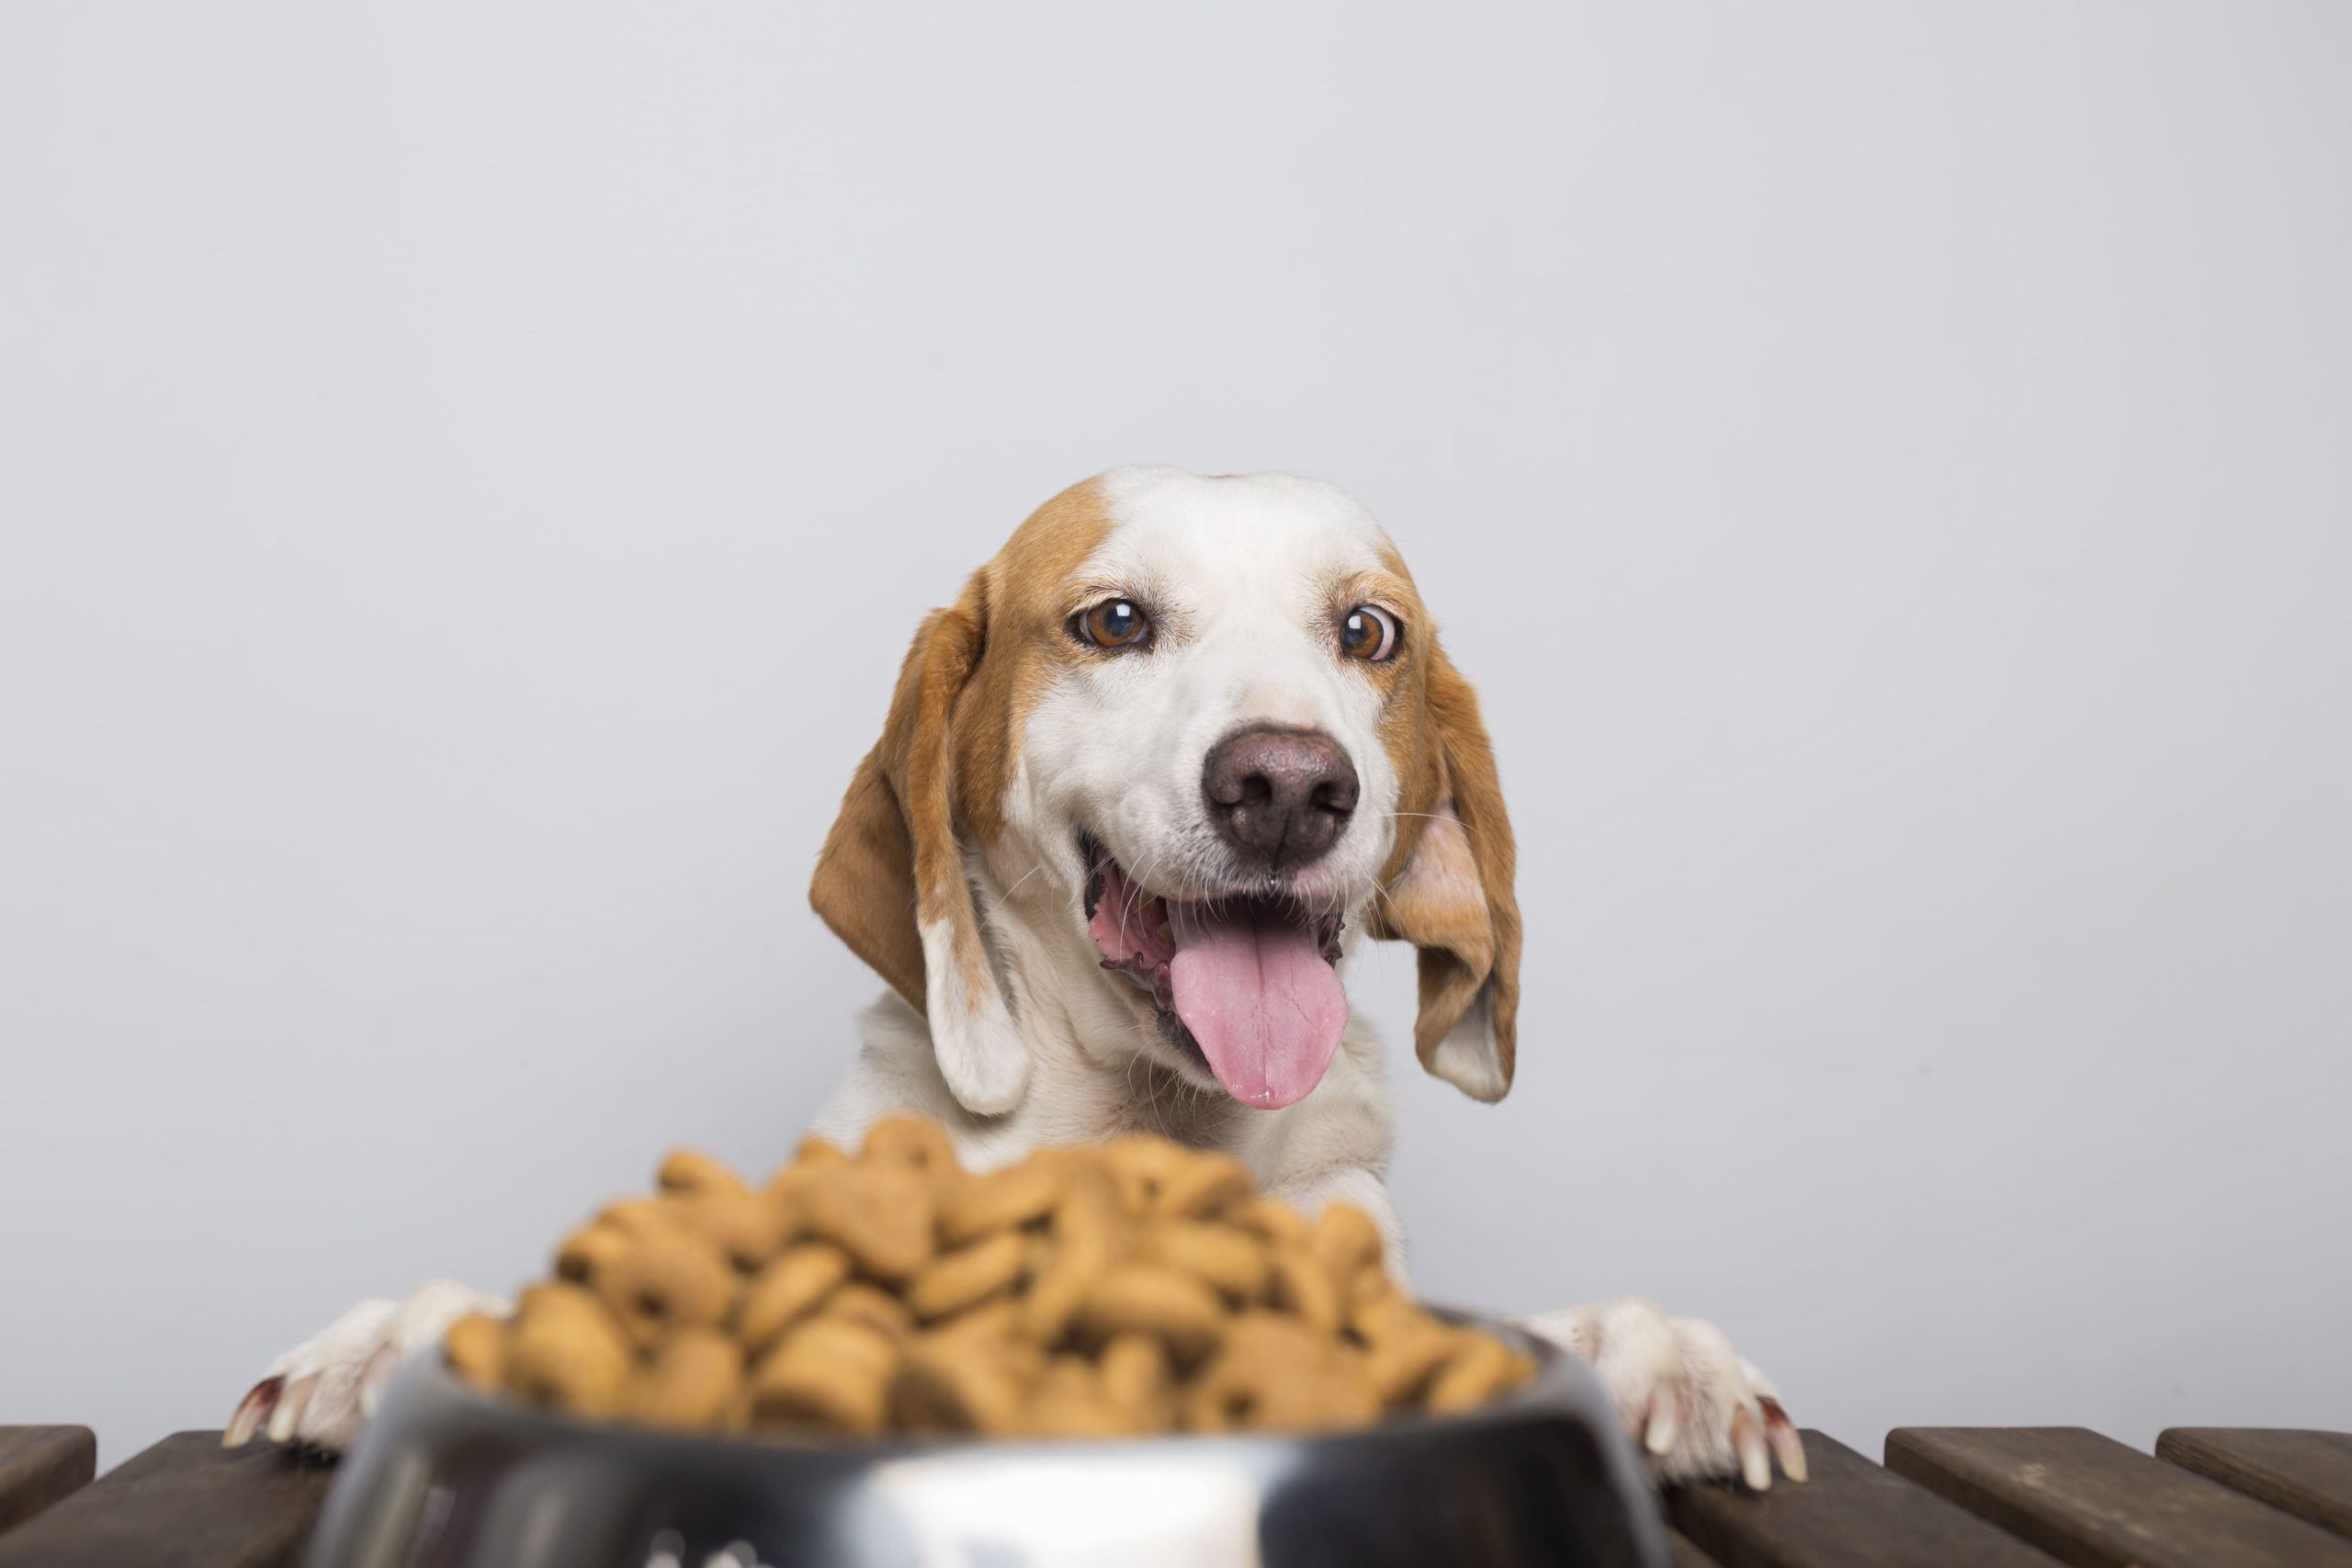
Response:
997,859,1053,904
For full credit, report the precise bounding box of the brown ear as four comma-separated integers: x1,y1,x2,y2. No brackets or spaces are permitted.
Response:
809,573,1030,1113
1369,642,1521,1100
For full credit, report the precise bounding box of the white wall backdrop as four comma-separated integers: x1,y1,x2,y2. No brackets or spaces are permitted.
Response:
4,4,2347,1470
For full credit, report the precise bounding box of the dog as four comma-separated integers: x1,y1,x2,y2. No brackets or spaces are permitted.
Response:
225,467,1804,1489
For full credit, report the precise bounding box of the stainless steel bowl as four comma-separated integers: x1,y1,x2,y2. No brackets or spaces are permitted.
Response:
304,1311,1669,1568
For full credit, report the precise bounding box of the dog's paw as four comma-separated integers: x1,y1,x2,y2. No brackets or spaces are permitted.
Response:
1519,1298,1804,1490
223,1280,507,1453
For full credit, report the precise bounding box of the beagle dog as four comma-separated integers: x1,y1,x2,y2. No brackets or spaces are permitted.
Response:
227,468,1804,1489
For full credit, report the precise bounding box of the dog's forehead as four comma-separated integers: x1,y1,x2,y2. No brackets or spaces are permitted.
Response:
1081,467,1399,591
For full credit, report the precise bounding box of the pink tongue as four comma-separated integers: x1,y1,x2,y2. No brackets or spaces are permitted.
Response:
1169,909,1349,1110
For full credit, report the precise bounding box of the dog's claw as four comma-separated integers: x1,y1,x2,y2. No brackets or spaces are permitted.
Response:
1731,1405,1773,1491
358,1342,401,1419
265,1373,316,1446
1761,1396,1807,1483
1643,1385,1680,1457
223,1377,281,1449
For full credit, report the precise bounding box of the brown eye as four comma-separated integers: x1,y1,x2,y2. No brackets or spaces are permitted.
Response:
1078,598,1150,649
1338,604,1400,662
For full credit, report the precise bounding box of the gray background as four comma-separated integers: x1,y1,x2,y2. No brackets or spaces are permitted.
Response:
4,4,2347,1469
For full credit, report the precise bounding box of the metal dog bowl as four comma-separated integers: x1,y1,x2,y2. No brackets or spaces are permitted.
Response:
303,1311,1670,1568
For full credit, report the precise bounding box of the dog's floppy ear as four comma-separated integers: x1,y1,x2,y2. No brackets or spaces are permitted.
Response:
1369,642,1521,1101
810,572,1030,1114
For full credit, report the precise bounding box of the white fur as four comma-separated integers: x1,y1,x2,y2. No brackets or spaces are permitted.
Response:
1428,986,1510,1103
1031,470,1403,904
991,469,1407,1098
918,913,1032,1115
230,468,1796,1489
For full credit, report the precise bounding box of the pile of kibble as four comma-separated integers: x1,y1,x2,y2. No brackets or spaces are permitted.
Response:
443,1115,1534,1438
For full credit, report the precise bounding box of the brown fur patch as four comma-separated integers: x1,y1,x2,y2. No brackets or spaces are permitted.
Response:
810,479,1115,1013
1365,550,1521,1090
947,481,1116,850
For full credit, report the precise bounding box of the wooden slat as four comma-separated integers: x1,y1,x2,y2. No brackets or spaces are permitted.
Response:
1665,1529,1720,1565
2157,1427,2352,1540
1669,1429,2058,1567
0,1427,97,1536
1887,1427,2352,1568
0,1432,332,1568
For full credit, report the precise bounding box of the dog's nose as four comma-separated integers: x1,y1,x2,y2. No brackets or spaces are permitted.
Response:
1202,725,1360,870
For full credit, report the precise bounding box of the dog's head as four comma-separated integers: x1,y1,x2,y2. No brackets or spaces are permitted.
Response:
811,468,1518,1116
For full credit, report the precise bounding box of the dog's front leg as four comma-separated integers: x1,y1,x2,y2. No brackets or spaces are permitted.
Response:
1520,1300,1805,1489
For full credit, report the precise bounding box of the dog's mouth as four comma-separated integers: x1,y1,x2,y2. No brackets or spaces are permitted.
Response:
1080,833,1347,1111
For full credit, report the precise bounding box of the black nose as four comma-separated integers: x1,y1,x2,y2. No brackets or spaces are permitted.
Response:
1202,725,1360,871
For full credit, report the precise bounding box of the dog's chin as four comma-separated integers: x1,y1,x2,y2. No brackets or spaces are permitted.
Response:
1077,830,1351,1108
1099,977,1223,1089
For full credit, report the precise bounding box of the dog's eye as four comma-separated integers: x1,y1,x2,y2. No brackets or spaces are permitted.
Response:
1338,604,1400,663
1077,598,1151,650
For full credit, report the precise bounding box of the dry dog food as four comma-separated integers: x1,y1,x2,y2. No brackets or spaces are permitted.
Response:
444,1116,1535,1438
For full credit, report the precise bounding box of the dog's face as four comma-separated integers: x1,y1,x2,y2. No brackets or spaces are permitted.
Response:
812,468,1519,1117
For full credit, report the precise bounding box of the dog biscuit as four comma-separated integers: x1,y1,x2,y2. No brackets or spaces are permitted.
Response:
751,1316,899,1435
905,1229,1028,1323
594,1225,740,1348
630,1326,743,1432
737,1241,853,1354
799,1163,935,1284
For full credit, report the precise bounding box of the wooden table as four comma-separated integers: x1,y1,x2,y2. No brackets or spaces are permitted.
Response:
6,1422,2350,1565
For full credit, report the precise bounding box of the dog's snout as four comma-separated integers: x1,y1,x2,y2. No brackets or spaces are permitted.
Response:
1202,725,1359,870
